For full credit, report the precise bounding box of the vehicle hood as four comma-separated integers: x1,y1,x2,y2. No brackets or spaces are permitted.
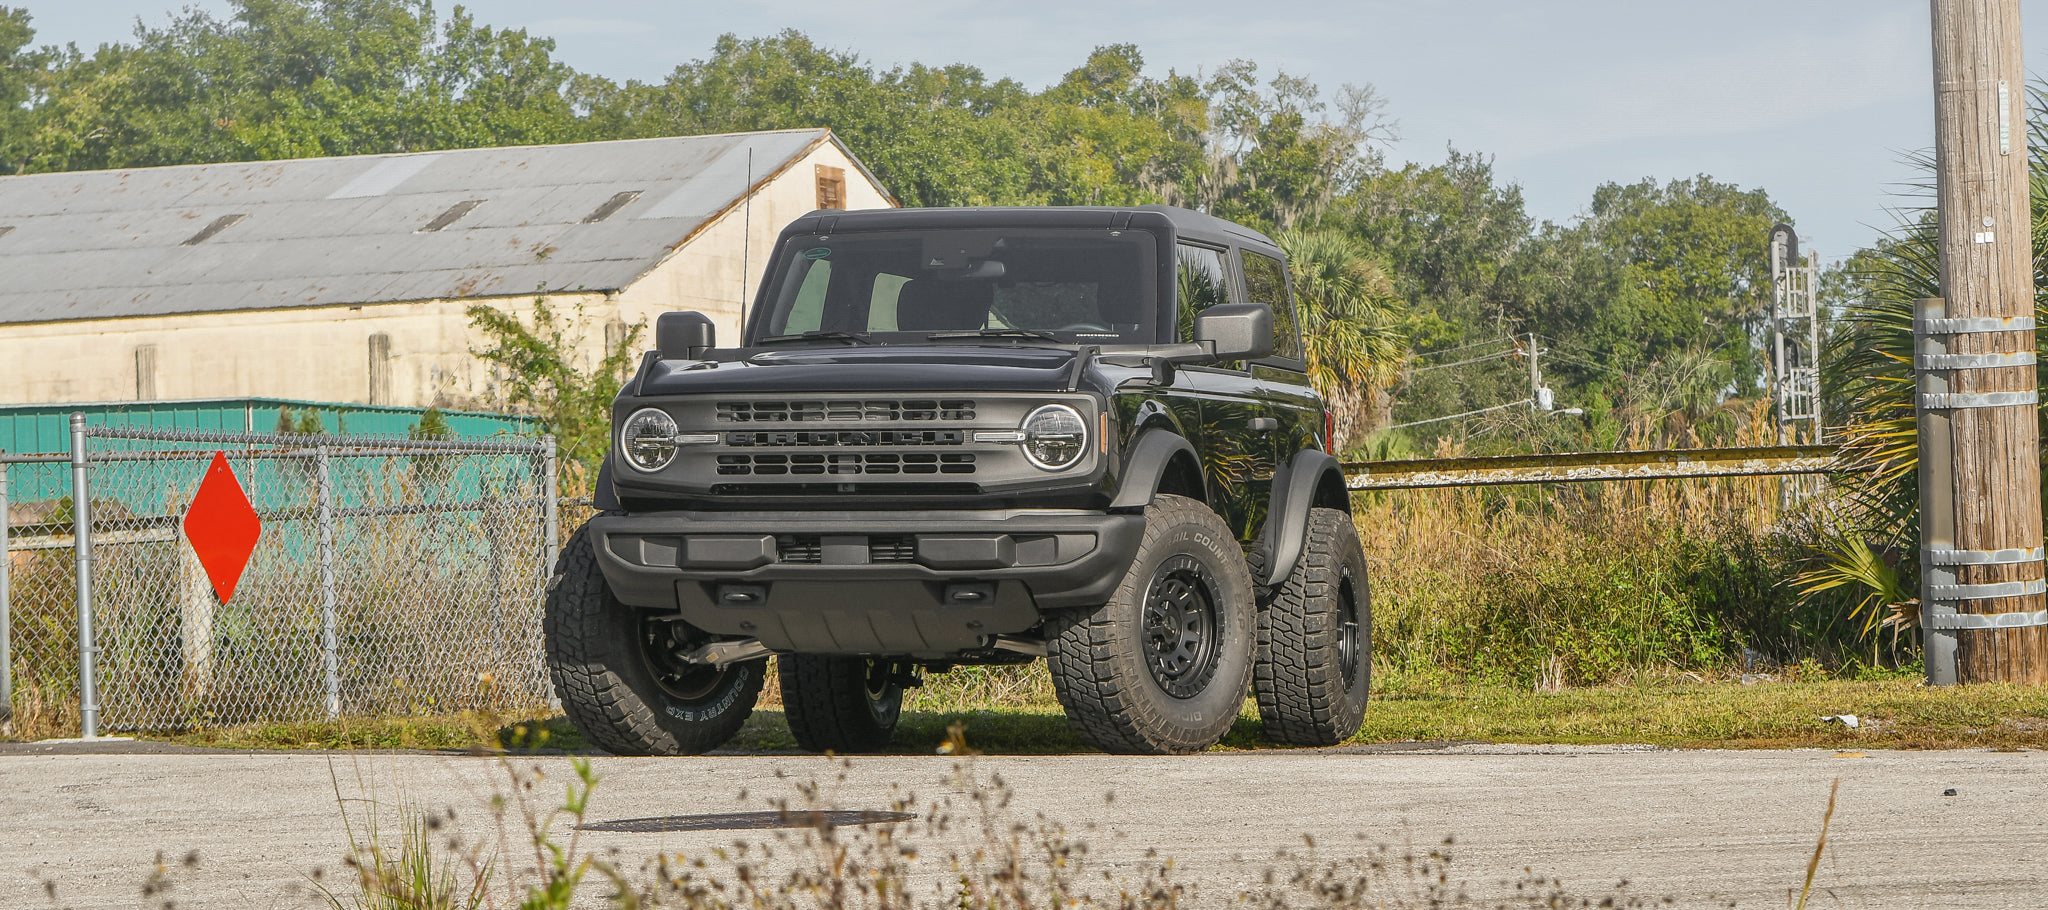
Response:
635,345,1083,395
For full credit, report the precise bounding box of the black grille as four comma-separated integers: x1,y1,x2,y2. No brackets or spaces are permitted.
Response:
724,429,964,447
712,482,980,496
777,535,822,563
715,452,975,476
716,399,976,423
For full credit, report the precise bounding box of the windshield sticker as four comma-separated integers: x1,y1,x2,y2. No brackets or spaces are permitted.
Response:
802,247,832,260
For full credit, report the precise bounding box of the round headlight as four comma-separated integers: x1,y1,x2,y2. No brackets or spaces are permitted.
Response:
621,408,680,472
1020,404,1088,470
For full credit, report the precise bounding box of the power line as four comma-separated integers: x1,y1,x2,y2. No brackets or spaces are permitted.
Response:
1407,349,1516,374
1410,337,1515,361
1384,398,1533,430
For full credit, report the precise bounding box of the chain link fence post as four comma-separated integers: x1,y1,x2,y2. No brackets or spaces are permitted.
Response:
69,414,98,739
1,451,12,726
315,444,340,720
540,435,560,712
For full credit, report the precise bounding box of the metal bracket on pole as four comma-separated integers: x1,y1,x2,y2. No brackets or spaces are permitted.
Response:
1914,351,2036,370
1929,578,2048,600
1918,390,2040,409
1915,298,1961,686
1926,546,2044,566
1914,315,2038,335
70,414,99,736
1922,607,2048,630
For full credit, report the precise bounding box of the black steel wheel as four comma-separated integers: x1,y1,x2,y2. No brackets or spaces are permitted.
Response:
780,655,912,753
1254,507,1372,746
1047,494,1255,754
1143,555,1224,698
545,523,764,756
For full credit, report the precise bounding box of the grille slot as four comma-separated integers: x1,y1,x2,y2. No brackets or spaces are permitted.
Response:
716,452,975,476
725,429,964,447
772,534,920,564
716,399,976,423
869,536,917,563
776,535,822,564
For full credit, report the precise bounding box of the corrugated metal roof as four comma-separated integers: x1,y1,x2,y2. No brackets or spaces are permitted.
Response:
0,129,856,324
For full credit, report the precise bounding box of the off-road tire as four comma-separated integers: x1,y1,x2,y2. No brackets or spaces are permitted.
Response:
1254,507,1371,746
1046,494,1255,754
779,656,909,753
544,523,764,756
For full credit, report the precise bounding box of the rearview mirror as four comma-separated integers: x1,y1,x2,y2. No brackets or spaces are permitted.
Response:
1192,303,1273,361
656,311,715,360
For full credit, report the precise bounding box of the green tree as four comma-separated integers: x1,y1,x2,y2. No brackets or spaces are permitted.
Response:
1276,229,1407,449
466,295,640,488
0,7,48,175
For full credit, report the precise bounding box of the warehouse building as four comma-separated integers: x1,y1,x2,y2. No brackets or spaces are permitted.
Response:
0,130,894,409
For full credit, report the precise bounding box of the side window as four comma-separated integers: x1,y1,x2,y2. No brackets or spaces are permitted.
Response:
1175,243,1231,343
1240,249,1302,361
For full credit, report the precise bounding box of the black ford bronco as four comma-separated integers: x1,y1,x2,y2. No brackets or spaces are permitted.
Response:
544,205,1369,755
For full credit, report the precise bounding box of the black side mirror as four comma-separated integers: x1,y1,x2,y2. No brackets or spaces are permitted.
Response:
656,311,715,360
1193,303,1273,361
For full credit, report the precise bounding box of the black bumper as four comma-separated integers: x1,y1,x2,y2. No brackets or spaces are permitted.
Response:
585,509,1145,657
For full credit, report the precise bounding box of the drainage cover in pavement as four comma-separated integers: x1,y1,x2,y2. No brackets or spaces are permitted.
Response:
581,810,916,833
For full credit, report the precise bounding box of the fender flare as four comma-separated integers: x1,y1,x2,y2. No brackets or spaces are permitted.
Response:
592,459,622,512
1260,448,1348,584
1108,429,1203,510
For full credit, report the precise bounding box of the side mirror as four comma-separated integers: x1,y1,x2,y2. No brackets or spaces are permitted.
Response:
1192,303,1273,361
655,311,715,360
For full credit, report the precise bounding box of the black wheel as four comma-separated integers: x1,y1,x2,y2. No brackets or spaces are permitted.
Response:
544,524,764,756
779,656,912,753
1254,507,1371,746
1046,494,1255,754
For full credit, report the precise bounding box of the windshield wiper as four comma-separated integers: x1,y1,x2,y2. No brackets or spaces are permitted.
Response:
924,328,1062,343
755,330,873,346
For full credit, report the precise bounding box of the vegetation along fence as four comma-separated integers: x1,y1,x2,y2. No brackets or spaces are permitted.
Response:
1,418,559,738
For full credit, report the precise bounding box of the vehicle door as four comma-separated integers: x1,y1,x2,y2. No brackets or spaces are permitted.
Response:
1175,241,1276,548
1239,246,1324,569
1239,246,1321,460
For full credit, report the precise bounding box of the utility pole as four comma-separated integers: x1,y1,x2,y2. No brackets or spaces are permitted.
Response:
1919,0,2046,684
1525,332,1554,411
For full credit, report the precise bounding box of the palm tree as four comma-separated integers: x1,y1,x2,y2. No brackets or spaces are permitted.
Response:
1276,229,1408,451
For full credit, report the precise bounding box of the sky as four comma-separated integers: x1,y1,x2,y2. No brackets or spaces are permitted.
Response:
19,0,2048,262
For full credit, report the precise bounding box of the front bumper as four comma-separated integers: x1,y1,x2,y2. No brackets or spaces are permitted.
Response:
585,509,1145,657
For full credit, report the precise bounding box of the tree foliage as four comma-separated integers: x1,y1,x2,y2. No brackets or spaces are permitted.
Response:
466,295,641,487
2,0,1802,457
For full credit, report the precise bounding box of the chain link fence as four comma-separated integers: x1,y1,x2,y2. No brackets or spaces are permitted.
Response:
4,420,561,737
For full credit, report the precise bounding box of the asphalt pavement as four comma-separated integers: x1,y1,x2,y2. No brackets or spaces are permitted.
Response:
4,741,2043,909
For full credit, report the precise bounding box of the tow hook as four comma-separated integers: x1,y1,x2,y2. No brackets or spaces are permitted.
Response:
681,638,771,667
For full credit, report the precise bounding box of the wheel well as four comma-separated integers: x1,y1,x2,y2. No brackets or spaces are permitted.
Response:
1156,451,1206,502
1313,467,1351,512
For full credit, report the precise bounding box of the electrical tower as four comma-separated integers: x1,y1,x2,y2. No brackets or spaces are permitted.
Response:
1768,223,1821,444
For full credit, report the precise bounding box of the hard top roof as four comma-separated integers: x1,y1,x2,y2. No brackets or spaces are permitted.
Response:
784,204,1280,254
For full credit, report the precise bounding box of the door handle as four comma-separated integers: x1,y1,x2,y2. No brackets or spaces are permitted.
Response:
1249,417,1279,432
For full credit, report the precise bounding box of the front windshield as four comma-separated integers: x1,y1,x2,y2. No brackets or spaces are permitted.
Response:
752,229,1157,344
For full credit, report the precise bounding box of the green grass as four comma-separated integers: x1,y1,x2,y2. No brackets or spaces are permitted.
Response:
111,672,2048,755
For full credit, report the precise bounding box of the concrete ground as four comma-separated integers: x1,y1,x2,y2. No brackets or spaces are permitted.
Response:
3,741,2044,909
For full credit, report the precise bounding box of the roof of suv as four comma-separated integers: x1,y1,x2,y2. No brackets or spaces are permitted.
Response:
782,204,1281,256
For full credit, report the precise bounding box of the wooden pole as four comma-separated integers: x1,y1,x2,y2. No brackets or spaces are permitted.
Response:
1923,0,2047,684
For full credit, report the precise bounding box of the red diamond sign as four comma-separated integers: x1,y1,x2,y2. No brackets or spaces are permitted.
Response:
183,451,262,604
